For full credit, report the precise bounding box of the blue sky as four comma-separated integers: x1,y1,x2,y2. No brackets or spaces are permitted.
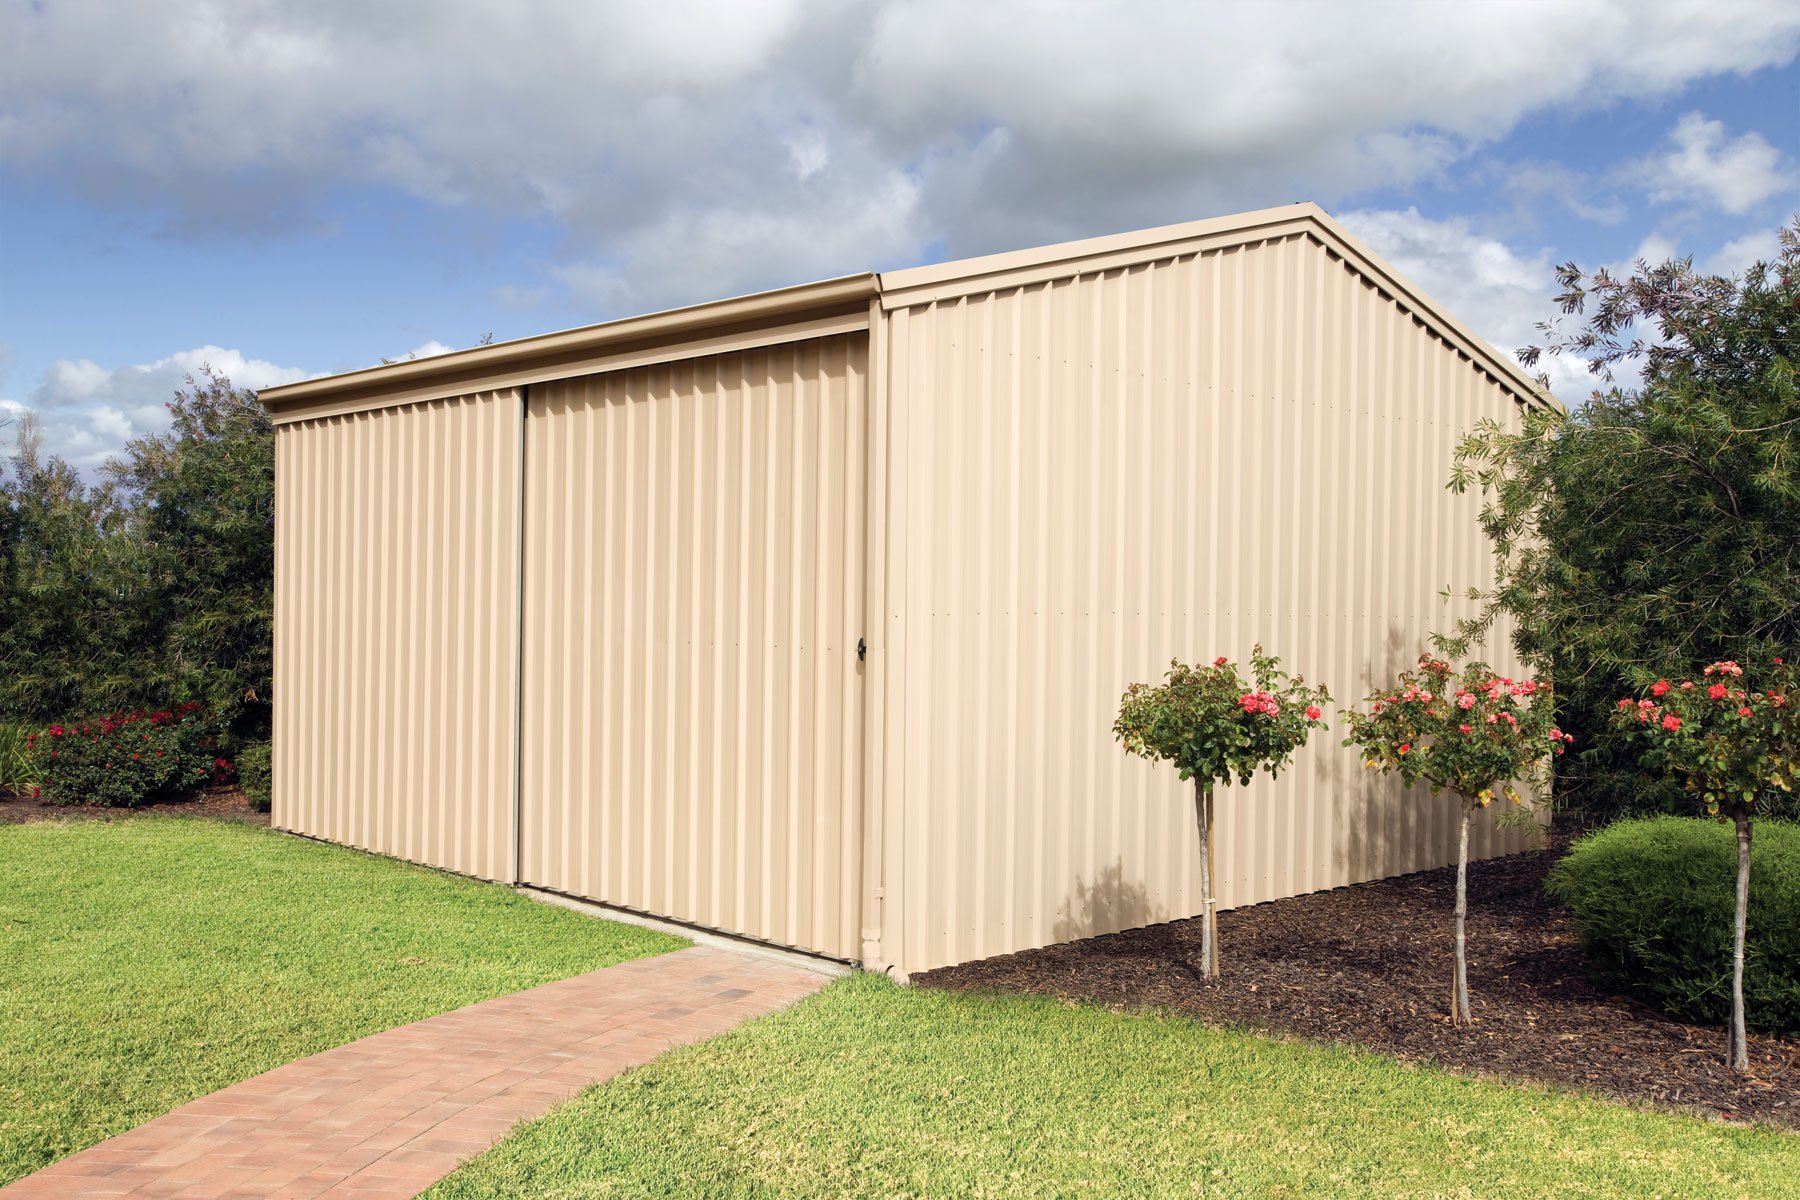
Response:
2,0,1797,468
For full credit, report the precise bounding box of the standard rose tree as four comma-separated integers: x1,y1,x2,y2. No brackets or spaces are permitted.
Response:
1612,658,1796,1073
1341,656,1560,1026
1114,648,1330,980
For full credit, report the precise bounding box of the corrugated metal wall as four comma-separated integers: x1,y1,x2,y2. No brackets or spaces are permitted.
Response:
519,334,867,960
873,233,1534,976
273,390,523,881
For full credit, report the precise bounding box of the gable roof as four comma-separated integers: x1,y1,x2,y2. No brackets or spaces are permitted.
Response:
261,202,1554,423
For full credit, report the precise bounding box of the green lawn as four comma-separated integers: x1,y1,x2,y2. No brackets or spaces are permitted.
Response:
430,973,1800,1200
0,817,683,1185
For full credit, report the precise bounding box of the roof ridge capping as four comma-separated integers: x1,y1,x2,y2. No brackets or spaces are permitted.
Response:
877,201,1558,413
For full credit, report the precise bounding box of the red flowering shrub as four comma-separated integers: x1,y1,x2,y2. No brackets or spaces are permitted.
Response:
1115,646,1332,979
1341,655,1559,1025
25,703,233,808
1611,657,1797,1071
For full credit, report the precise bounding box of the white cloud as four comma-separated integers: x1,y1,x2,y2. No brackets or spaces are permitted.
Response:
1344,209,1797,407
785,129,830,181
16,346,309,469
1704,227,1784,276
46,359,111,401
386,340,456,363
1340,207,1595,404
1493,160,1629,225
1638,112,1798,215
1,1,1796,311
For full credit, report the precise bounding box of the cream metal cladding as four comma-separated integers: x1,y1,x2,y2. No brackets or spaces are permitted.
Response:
262,204,1552,979
519,334,868,960
272,390,523,881
867,228,1540,977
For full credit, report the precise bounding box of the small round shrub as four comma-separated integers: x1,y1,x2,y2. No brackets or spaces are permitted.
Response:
238,742,272,812
1545,816,1800,1030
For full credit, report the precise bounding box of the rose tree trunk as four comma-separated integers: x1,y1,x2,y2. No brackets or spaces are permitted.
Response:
1450,797,1473,1026
1731,812,1752,1073
1193,779,1219,980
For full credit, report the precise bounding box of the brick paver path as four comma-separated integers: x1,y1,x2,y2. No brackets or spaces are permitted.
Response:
4,946,830,1199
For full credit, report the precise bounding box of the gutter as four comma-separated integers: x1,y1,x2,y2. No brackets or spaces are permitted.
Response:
259,273,882,424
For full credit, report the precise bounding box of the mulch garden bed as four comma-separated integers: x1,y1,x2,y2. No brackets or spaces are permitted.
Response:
916,835,1799,1130
0,786,269,827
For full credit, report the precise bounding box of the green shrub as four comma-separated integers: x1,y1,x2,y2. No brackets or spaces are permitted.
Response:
1546,817,1800,1030
26,704,233,808
237,742,271,812
0,723,39,794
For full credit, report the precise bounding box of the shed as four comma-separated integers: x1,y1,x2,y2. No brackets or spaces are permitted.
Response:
260,202,1551,978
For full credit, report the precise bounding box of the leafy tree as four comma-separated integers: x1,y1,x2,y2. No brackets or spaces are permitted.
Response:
1444,222,1800,820
1342,655,1561,1025
0,372,274,751
1611,658,1797,1071
104,370,275,738
1114,648,1330,979
0,416,143,720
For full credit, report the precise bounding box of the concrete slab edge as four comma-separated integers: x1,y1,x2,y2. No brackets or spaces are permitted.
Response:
518,885,856,979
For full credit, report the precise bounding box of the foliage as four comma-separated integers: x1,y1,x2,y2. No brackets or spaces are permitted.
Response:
1341,655,1562,808
1443,221,1800,821
427,974,1800,1200
1114,648,1331,789
25,704,231,808
0,372,274,742
103,371,275,732
0,724,39,794
1116,648,1330,979
0,423,140,722
0,819,683,1184
1609,658,1798,820
1546,817,1800,1031
237,741,272,812
1610,657,1797,1067
1342,654,1558,1024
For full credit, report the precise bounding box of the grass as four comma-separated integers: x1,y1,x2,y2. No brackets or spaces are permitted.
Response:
430,973,1800,1200
0,818,684,1185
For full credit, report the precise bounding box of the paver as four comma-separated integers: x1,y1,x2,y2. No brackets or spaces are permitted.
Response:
4,946,829,1199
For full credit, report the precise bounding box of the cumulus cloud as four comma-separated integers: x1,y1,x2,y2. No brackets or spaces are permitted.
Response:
1704,228,1785,276
1489,159,1629,226
1339,207,1597,404
1637,112,1798,215
1343,209,1797,407
2,1,1797,312
13,346,308,469
386,340,456,363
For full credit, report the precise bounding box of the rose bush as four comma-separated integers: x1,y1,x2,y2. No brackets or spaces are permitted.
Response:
1610,657,1797,1071
26,703,233,808
1341,655,1559,1025
1115,647,1331,979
